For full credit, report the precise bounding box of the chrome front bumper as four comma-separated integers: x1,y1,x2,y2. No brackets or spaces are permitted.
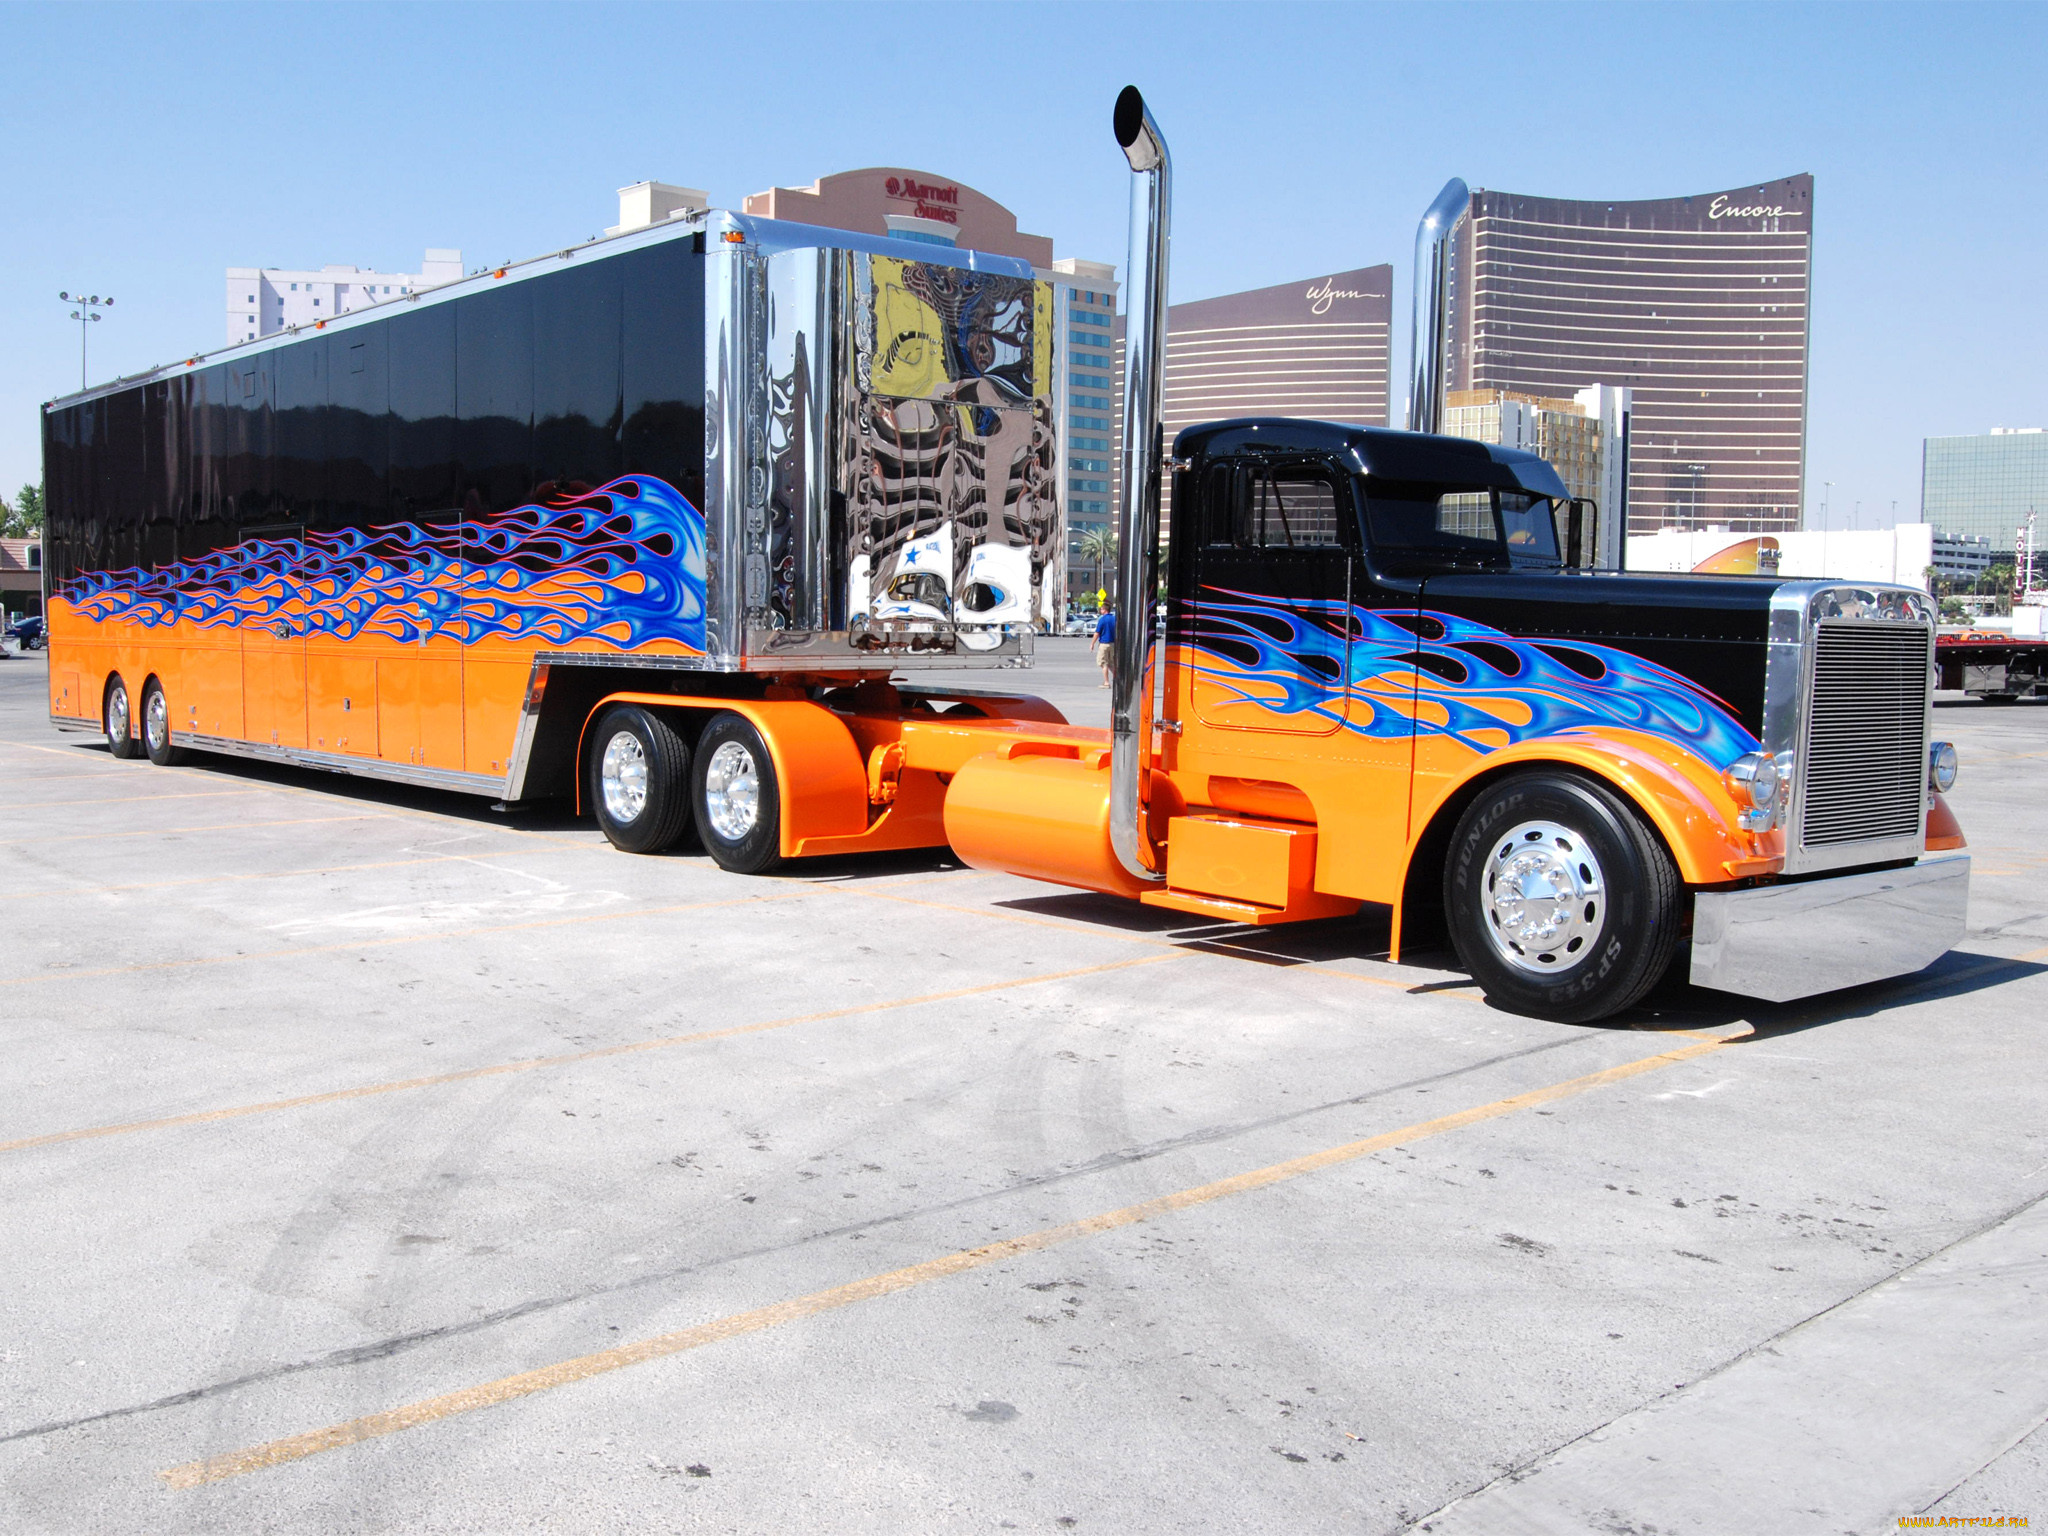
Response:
1689,856,1971,1003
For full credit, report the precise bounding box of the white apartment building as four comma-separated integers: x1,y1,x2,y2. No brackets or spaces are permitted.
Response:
224,249,464,345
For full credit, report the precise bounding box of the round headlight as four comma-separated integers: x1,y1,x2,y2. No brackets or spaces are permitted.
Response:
1929,740,1958,794
1726,751,1780,811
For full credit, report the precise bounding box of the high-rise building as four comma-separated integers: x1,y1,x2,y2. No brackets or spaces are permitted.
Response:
1158,267,1393,438
1112,267,1394,535
1443,384,1631,566
1053,262,1120,597
1922,428,2048,558
224,250,464,345
1441,178,1812,535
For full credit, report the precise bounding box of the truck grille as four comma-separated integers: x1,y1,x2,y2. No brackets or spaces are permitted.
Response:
1800,622,1931,849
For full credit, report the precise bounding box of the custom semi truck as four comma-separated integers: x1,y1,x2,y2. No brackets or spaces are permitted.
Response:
40,89,1969,1023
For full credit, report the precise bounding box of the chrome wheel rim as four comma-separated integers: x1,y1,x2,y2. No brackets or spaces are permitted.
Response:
1481,819,1606,974
144,690,168,755
599,731,649,823
703,740,760,842
107,684,130,745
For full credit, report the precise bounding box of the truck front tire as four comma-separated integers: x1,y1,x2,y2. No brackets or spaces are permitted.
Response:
1444,769,1680,1024
692,713,782,875
587,705,693,854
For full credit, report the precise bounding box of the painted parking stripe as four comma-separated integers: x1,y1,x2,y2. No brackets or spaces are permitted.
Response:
159,1032,1736,1489
0,814,388,847
0,889,813,992
0,849,540,903
3,789,270,811
0,952,1182,1155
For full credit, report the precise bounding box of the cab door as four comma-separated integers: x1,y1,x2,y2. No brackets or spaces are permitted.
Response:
1185,456,1351,734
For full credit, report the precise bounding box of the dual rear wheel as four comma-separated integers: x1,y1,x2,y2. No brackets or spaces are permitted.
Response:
104,673,187,766
586,706,782,873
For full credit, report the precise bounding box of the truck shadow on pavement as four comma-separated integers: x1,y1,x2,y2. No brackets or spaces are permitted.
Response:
998,884,2045,1043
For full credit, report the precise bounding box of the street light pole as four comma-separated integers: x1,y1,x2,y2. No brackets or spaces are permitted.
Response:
59,291,113,391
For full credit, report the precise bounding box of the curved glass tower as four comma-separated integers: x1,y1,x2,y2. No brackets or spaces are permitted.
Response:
1444,177,1812,535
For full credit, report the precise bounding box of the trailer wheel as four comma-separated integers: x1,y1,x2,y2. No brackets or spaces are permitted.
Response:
139,677,188,767
105,674,142,760
692,713,782,875
1444,769,1680,1024
586,705,693,854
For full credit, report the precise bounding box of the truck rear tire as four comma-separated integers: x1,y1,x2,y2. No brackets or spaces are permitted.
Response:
1443,769,1680,1024
587,704,693,854
140,676,189,766
105,674,142,760
692,713,782,875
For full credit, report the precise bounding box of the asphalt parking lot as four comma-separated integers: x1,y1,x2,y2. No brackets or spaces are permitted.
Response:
1,638,2043,1534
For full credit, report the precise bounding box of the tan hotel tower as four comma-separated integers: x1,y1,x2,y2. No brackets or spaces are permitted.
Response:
1441,178,1812,535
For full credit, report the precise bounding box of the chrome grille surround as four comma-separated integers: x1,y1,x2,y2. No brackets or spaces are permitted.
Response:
1760,581,1937,876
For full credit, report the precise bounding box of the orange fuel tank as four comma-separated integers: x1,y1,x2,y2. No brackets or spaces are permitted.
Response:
944,749,1157,900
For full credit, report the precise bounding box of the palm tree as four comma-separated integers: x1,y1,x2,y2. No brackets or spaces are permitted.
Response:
1077,526,1118,606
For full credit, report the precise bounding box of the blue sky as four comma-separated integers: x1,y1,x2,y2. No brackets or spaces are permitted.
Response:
3,1,2043,529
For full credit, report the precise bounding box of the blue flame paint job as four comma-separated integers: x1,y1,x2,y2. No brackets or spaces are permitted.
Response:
1183,590,1758,767
58,476,706,650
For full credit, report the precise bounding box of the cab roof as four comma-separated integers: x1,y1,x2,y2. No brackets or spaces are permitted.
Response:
1173,418,1571,500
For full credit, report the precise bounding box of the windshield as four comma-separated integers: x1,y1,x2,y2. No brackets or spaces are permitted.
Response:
1363,481,1563,569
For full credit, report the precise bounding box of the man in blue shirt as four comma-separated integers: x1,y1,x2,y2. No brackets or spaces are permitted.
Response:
1093,608,1116,687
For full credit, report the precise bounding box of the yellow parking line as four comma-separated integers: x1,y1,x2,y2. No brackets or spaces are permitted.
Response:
0,889,814,991
0,814,387,848
0,738,120,760
160,1032,1730,1488
1,951,1179,1157
3,789,275,811
0,849,536,903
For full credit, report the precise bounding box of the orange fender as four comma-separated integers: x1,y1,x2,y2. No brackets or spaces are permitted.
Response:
1404,727,1779,892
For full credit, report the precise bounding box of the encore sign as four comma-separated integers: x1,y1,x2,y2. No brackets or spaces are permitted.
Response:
885,175,961,226
1708,194,1802,221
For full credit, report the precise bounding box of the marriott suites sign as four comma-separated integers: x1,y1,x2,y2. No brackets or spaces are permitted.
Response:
884,175,961,225
1708,194,1803,221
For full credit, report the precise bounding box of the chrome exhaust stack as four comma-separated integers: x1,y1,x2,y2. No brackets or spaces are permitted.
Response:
1108,85,1171,883
1406,177,1469,434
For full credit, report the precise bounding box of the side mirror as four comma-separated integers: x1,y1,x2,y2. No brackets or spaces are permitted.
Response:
1565,497,1596,568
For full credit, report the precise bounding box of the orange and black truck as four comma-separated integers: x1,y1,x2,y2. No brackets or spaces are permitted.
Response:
40,88,1968,1022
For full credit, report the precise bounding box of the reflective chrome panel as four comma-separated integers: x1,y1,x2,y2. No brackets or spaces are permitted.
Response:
765,246,831,635
707,214,1057,671
703,211,752,666
1690,856,1970,1002
835,250,1054,661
